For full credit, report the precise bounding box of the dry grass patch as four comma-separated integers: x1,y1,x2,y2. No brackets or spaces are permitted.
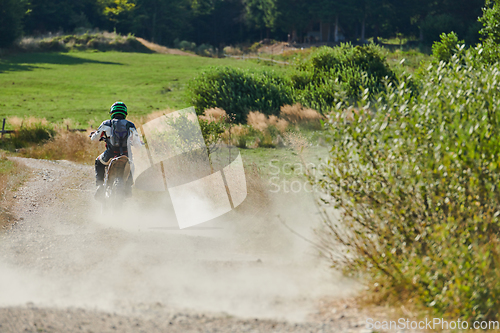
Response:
19,131,104,165
280,104,323,129
247,111,289,133
7,116,50,129
199,108,227,122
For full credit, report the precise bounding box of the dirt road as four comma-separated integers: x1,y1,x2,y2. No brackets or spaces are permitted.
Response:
0,157,366,332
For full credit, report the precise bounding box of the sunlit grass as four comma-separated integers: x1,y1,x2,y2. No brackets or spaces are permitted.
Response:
0,51,271,127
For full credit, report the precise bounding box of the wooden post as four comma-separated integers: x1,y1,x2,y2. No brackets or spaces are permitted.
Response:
1,118,5,139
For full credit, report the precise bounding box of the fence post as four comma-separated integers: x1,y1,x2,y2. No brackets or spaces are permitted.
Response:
1,118,5,139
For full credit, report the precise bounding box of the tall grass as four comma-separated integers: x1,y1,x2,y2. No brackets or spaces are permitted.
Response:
19,131,103,164
15,31,150,53
280,104,322,130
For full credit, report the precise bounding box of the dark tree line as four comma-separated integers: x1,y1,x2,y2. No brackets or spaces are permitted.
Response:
0,0,487,48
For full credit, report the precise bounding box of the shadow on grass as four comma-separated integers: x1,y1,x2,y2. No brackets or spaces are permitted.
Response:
0,53,122,73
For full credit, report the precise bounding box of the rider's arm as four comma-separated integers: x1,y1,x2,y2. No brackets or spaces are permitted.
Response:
128,128,143,146
90,121,112,142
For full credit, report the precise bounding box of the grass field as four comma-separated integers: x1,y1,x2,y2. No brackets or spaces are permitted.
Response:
0,51,275,128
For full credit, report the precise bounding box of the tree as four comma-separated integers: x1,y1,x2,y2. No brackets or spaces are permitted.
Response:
0,0,25,47
100,0,136,33
243,0,277,38
132,0,192,45
188,0,248,47
307,0,351,42
24,0,104,34
275,0,308,42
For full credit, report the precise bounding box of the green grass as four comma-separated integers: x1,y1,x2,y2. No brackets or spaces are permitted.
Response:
0,51,274,127
240,146,328,180
0,159,14,174
385,48,432,72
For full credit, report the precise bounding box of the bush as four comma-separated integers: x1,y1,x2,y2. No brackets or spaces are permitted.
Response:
315,49,500,321
292,44,397,111
1,117,56,150
177,40,196,52
187,67,294,123
188,44,401,120
197,43,216,57
432,32,465,63
479,0,500,63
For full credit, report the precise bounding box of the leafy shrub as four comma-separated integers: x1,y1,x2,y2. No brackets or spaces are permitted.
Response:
188,44,401,120
315,49,500,321
197,43,216,57
480,0,500,44
479,0,500,63
292,44,397,111
299,44,394,81
248,42,261,53
432,32,465,62
15,126,55,144
187,67,294,123
177,40,196,51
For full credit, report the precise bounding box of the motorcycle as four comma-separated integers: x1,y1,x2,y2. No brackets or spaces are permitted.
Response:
102,155,131,210
90,131,132,212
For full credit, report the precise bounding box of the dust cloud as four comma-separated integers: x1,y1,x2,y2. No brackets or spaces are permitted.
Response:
0,157,358,322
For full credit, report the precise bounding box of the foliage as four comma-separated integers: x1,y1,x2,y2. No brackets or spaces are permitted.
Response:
480,0,500,44
0,0,25,48
243,0,277,31
2,0,486,49
0,122,56,151
187,67,294,123
315,48,500,321
479,0,500,63
432,32,465,63
101,0,136,27
23,0,105,34
189,44,407,119
18,131,102,164
198,110,230,149
175,39,196,51
292,44,397,112
421,14,460,45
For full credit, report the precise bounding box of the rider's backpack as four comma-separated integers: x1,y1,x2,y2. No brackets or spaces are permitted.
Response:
109,119,129,152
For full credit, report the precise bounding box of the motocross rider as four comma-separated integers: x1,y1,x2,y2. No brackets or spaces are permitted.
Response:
90,102,141,199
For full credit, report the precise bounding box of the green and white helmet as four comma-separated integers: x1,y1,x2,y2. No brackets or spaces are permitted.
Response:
109,101,128,118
